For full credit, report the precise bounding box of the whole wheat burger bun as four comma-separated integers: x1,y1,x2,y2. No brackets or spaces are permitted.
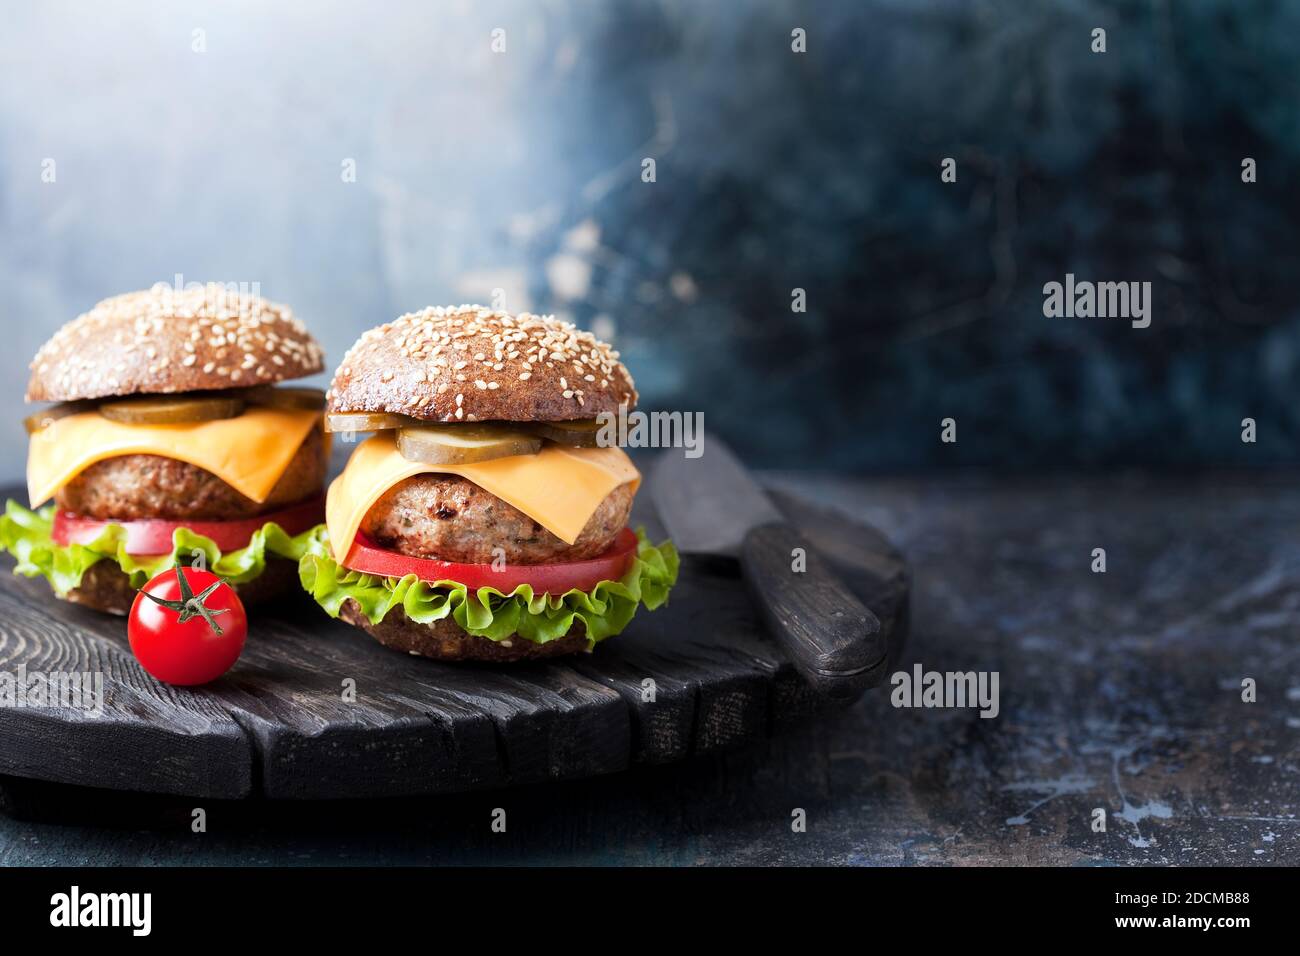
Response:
339,600,589,662
27,284,325,403
327,305,637,423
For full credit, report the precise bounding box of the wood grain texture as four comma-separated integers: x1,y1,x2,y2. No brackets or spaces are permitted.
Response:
742,522,883,699
0,474,908,802
7,473,1298,867
0,573,253,799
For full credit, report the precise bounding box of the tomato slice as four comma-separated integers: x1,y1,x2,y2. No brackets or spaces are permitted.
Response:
51,496,325,555
342,527,639,594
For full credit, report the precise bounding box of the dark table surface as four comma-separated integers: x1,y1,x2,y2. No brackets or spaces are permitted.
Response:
2,471,1296,865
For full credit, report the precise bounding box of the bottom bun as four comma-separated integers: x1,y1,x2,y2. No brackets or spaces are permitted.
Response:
64,557,301,616
339,599,589,662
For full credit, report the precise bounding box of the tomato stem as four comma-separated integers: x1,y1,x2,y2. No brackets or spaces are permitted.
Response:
139,559,231,636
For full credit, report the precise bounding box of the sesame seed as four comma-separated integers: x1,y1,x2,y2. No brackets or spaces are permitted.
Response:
322,304,634,419
27,283,324,401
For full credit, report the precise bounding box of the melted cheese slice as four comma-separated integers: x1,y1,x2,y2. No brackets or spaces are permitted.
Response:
326,433,641,563
27,408,324,508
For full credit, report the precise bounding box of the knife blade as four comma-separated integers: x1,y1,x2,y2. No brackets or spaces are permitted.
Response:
649,434,885,700
646,434,781,557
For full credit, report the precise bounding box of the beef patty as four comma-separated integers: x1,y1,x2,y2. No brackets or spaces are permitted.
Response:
55,426,327,520
361,475,634,565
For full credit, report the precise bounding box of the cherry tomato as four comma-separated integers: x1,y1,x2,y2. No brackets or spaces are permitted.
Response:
128,562,248,685
342,527,638,594
53,496,324,555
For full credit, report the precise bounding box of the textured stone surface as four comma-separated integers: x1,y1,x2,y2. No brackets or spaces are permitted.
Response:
3,2,1300,472
2,472,1294,865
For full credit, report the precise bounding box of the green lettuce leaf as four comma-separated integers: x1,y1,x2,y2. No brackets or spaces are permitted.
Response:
296,526,679,648
0,500,319,596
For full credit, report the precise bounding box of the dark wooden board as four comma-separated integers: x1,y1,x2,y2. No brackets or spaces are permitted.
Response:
0,479,908,801
9,473,1296,866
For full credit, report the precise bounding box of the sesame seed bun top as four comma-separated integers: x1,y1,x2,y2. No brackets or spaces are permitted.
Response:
26,285,325,403
327,305,638,423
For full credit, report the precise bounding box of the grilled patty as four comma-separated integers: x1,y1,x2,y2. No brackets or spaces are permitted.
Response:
361,475,634,565
55,427,327,520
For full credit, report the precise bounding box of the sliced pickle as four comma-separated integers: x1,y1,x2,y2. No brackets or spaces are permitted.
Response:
242,386,326,411
98,395,245,425
325,411,410,433
396,423,541,465
23,401,94,434
529,419,604,448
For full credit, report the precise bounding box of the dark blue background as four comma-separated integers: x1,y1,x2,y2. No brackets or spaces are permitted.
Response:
2,0,1296,472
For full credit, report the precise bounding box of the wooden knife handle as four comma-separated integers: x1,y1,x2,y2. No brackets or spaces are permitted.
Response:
740,521,885,700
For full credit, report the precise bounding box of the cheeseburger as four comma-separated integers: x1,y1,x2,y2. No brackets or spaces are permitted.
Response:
298,305,678,662
0,285,329,613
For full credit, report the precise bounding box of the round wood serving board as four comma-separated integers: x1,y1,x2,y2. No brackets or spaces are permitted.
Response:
0,482,908,801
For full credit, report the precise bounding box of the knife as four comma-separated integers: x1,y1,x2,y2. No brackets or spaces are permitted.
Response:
648,433,885,700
